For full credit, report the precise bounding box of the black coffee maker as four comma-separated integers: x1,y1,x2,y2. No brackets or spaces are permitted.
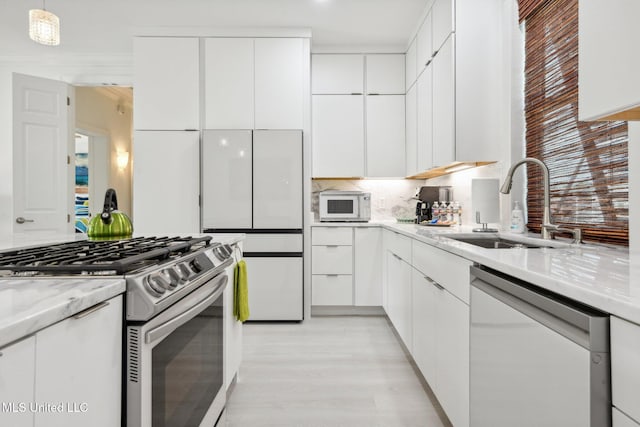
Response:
414,186,452,223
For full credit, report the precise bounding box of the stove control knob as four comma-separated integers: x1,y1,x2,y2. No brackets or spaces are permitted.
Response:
176,263,192,281
145,273,168,297
190,257,204,273
163,268,180,290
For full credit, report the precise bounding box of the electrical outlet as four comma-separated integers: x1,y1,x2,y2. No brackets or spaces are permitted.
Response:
378,197,386,209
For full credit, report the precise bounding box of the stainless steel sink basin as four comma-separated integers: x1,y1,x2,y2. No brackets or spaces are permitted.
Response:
442,235,557,249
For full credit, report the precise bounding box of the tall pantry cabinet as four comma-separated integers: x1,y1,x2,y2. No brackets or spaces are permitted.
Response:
132,35,307,235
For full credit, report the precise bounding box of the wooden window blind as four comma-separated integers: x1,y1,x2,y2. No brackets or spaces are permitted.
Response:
522,0,629,245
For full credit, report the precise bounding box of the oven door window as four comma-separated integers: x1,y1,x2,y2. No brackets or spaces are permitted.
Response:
326,198,358,216
151,294,223,427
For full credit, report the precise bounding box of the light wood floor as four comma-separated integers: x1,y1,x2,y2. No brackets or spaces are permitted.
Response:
223,316,452,427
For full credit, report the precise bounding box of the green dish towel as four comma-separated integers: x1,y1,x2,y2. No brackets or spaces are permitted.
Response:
234,260,250,322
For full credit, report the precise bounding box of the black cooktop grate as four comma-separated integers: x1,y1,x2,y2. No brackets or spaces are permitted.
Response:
0,236,212,275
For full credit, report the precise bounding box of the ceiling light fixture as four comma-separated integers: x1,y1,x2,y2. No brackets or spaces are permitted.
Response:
29,0,60,46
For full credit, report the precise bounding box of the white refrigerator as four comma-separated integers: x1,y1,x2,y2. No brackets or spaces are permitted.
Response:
202,130,303,321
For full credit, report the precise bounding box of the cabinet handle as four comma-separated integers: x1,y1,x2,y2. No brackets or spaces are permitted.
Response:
326,245,339,248
425,59,432,67
368,93,380,96
350,93,363,95
392,254,401,260
326,274,339,278
73,301,110,320
432,49,439,57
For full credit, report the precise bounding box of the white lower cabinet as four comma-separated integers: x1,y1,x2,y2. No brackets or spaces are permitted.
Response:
224,256,243,390
35,295,122,427
312,275,353,305
411,270,437,385
611,316,640,424
0,336,36,427
386,251,413,350
354,227,383,306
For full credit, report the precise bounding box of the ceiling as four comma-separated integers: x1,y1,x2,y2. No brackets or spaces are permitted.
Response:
0,0,428,57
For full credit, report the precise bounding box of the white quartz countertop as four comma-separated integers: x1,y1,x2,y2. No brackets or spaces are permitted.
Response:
0,277,125,349
312,221,637,324
0,232,245,349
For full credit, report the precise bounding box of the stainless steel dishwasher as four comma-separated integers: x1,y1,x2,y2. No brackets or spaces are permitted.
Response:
470,265,610,427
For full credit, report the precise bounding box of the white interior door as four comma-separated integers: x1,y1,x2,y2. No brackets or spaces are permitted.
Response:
253,130,302,229
202,130,253,229
13,73,72,234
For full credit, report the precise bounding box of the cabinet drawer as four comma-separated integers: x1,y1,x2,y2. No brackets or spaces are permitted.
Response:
612,316,640,424
312,246,353,274
312,275,353,305
312,227,353,246
412,239,471,304
384,230,412,262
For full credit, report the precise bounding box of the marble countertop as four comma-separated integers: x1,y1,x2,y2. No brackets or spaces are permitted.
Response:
312,221,637,324
0,232,245,349
0,278,125,349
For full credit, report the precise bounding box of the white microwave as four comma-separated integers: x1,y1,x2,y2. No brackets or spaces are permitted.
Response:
319,191,371,222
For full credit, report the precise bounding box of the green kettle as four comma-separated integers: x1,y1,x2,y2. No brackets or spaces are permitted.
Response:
87,188,133,239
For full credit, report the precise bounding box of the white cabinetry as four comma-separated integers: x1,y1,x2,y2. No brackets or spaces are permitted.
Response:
133,131,200,234
432,0,454,53
614,408,640,427
411,270,437,385
312,95,365,177
133,37,200,130
416,66,433,172
386,251,413,350
611,316,640,425
0,336,35,427
405,84,418,176
366,55,405,95
405,40,417,91
35,296,122,427
416,11,433,75
312,54,405,178
366,95,406,177
224,252,243,390
204,38,254,129
312,54,364,94
254,38,304,129
432,35,455,167
578,0,640,121
354,227,383,306
311,227,353,306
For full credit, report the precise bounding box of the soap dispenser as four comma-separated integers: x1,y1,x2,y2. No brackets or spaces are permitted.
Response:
510,201,525,234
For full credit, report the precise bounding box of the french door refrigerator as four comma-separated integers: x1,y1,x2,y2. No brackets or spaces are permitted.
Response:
202,129,303,321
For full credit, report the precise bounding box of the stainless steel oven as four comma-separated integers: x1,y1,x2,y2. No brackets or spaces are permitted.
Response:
127,269,227,427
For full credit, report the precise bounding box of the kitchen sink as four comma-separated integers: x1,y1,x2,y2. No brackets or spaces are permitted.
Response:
442,235,559,249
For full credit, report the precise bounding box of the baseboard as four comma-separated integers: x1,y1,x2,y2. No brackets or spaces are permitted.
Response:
311,305,385,316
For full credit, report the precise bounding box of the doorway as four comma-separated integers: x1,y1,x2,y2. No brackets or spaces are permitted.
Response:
73,131,110,233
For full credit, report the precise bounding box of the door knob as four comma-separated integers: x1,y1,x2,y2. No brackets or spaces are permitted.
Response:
16,217,34,224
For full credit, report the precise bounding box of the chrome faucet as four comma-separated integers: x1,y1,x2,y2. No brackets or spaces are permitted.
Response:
500,157,582,243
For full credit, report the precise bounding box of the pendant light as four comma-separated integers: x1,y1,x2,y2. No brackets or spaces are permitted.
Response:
29,0,60,46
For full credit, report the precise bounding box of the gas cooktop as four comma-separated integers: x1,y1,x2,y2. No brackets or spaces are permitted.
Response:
0,236,213,276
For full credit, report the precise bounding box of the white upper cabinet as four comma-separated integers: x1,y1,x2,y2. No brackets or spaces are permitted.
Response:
416,66,434,172
133,37,199,130
405,39,417,91
366,54,405,95
254,38,304,129
204,38,254,129
416,11,433,74
312,95,365,177
432,35,455,167
312,54,364,94
366,95,406,177
133,131,200,234
432,0,454,53
405,84,418,176
578,0,640,121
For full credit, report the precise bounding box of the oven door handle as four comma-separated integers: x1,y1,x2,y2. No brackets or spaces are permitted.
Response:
145,274,228,344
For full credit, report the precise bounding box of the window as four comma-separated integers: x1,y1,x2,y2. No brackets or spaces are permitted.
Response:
520,0,628,245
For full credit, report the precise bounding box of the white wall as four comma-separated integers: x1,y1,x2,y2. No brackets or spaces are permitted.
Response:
75,87,133,217
0,56,132,234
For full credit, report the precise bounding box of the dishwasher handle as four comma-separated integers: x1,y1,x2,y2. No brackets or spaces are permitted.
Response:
471,266,609,352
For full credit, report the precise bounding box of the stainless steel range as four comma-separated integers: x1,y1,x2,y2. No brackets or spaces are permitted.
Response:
0,235,235,427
